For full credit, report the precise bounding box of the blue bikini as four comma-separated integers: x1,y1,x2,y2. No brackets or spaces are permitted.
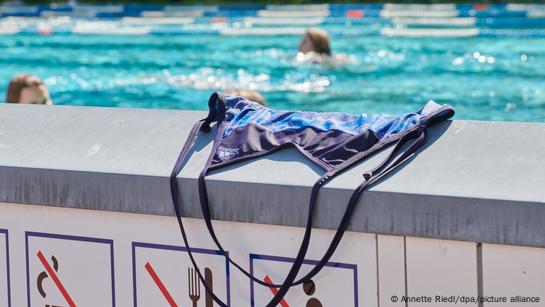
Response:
170,92,455,306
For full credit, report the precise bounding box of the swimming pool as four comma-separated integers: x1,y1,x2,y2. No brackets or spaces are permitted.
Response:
1,4,545,122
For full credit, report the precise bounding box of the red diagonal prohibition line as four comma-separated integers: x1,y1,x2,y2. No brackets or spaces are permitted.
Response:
144,262,178,307
37,251,76,307
263,275,290,307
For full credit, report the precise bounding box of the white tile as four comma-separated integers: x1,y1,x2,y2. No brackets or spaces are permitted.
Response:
406,237,477,306
482,244,545,306
377,234,406,307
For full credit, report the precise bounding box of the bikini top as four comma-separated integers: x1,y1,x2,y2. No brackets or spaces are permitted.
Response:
170,93,455,307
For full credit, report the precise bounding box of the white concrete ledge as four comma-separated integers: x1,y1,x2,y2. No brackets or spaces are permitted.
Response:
0,104,544,248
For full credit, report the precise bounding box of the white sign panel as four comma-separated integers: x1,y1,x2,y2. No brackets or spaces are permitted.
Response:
26,232,115,307
132,242,230,307
250,253,358,307
0,229,10,307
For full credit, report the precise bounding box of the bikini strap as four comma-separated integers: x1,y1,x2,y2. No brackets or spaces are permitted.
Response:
292,125,429,283
171,93,296,307
201,92,226,132
170,119,230,307
192,124,429,306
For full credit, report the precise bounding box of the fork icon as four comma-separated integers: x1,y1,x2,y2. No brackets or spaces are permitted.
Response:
188,268,201,307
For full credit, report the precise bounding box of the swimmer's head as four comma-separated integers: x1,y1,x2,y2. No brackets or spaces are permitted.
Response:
226,89,267,106
299,28,331,56
6,74,52,105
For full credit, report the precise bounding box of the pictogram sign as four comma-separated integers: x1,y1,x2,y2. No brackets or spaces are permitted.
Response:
250,253,359,307
132,242,231,307
25,232,115,307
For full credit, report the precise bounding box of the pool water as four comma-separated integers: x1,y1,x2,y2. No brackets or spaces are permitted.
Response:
1,34,544,122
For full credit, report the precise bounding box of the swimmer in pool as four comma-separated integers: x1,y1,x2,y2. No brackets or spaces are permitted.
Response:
225,88,267,106
299,28,332,56
297,28,355,66
6,74,52,105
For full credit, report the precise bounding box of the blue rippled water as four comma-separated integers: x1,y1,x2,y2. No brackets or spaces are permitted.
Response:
1,34,544,122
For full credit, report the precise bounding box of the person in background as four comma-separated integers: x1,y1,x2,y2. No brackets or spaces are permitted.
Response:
6,74,52,105
298,28,331,56
226,88,267,106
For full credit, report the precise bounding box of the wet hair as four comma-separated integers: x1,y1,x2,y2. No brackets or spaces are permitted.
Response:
226,89,267,106
305,28,331,56
6,74,46,104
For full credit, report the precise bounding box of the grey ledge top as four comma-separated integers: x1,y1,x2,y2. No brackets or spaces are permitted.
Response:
0,103,544,248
